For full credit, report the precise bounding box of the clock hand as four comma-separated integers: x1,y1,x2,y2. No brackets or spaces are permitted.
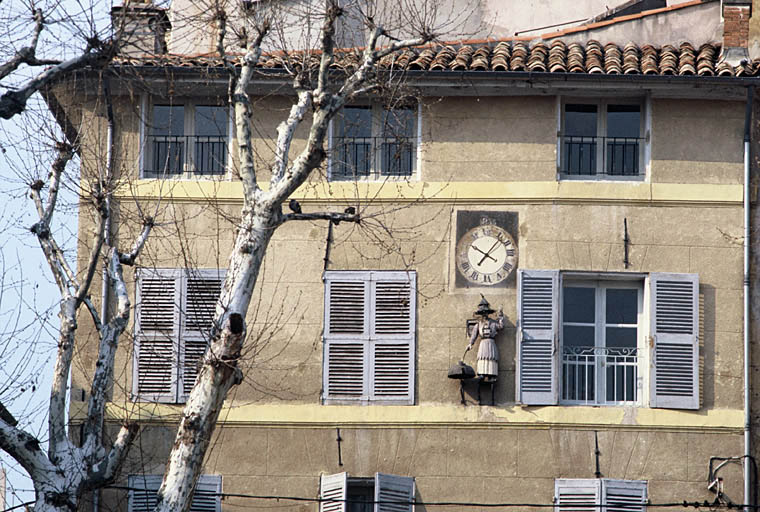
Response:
477,240,501,266
471,245,497,263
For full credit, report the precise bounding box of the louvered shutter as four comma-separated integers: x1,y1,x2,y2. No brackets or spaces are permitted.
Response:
649,273,699,410
180,270,225,399
517,269,559,405
135,269,181,402
374,473,414,512
320,472,347,512
603,479,647,512
369,272,416,404
555,479,601,512
323,272,370,401
128,475,221,512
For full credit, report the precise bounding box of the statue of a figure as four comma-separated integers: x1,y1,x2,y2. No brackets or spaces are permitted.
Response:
467,296,505,382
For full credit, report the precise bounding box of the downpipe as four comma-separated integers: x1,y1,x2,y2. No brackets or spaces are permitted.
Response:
744,84,754,512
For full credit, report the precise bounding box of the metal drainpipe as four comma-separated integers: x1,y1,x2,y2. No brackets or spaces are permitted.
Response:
744,84,754,512
96,77,115,512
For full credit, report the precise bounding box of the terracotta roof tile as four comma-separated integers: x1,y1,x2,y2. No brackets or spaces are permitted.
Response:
113,40,759,78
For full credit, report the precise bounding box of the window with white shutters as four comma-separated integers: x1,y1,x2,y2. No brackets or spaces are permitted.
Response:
555,479,647,512
319,472,415,512
128,474,222,512
134,268,225,403
323,271,416,404
517,269,699,409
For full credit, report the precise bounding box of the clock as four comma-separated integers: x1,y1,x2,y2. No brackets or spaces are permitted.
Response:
454,211,519,288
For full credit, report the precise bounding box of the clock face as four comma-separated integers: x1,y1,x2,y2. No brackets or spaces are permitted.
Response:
455,224,518,286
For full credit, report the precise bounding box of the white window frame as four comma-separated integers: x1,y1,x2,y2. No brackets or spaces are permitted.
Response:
555,478,647,512
322,270,417,405
516,270,699,410
139,97,232,179
557,96,650,181
132,268,225,403
128,474,221,512
559,278,644,406
328,102,421,182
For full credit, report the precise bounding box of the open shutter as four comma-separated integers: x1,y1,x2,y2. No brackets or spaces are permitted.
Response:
180,270,225,399
602,479,647,512
128,475,221,512
369,272,416,404
555,479,601,512
135,269,180,402
190,475,222,512
374,473,414,512
323,272,370,401
649,273,699,409
128,475,162,512
320,472,347,512
517,269,559,405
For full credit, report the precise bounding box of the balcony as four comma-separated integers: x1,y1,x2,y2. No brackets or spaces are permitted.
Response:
560,135,644,177
144,135,227,177
561,346,638,404
331,136,416,181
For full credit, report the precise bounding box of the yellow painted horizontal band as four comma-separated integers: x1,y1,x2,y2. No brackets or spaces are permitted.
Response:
114,180,743,205
70,402,744,432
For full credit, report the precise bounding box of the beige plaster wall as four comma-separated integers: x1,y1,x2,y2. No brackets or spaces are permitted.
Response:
98,424,744,512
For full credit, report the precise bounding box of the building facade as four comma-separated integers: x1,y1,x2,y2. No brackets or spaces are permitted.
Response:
54,0,760,510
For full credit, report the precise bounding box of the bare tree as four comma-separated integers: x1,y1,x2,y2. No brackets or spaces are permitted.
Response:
0,0,473,511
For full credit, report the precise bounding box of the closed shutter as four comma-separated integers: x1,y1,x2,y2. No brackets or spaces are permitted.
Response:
374,473,414,512
323,273,370,401
135,269,180,402
369,272,416,404
555,479,601,512
320,472,347,512
603,479,647,512
180,270,225,399
517,269,559,405
649,273,699,410
128,475,221,512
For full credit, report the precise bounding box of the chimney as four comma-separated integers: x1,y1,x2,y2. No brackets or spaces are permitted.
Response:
720,0,752,65
111,0,170,57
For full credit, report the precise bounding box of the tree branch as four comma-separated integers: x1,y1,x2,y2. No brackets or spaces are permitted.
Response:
87,422,139,488
0,41,113,120
270,88,311,186
282,211,359,224
118,217,153,265
0,419,55,482
0,9,46,81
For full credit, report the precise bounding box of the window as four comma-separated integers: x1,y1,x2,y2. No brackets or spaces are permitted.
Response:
128,474,221,512
559,100,645,178
561,280,641,405
133,268,224,403
330,104,418,181
516,270,699,409
555,479,647,512
319,472,415,512
144,103,229,177
322,270,416,404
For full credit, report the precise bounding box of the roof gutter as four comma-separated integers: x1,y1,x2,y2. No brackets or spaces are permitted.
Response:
743,83,754,512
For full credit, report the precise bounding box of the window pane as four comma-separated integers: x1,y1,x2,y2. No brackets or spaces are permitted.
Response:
605,288,638,324
152,105,184,136
338,107,372,138
607,105,640,138
605,327,637,349
563,287,595,323
565,104,597,136
382,107,415,137
195,106,226,137
563,326,595,348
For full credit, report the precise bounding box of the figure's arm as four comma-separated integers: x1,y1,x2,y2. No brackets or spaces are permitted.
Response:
468,321,479,348
497,308,505,329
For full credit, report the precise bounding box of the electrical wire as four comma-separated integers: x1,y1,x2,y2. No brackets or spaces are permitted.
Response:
99,486,760,510
1,501,34,512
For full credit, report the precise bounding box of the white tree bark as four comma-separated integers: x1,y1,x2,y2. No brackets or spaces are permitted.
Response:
155,3,431,511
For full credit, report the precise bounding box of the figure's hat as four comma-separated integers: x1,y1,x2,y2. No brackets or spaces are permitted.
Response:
474,295,495,316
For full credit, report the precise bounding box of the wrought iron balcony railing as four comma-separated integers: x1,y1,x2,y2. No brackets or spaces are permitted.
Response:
560,135,644,177
561,346,638,404
331,136,416,180
144,135,228,177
